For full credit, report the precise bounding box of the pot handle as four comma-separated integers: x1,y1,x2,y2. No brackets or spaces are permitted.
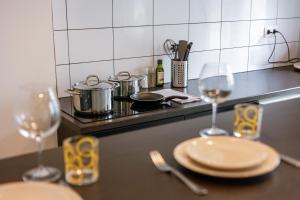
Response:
111,82,120,89
65,89,80,95
164,95,188,102
86,75,100,86
117,71,131,80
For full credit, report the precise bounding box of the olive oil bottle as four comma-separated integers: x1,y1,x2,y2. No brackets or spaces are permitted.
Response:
156,59,164,86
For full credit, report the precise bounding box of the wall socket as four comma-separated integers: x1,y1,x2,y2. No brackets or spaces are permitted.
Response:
264,26,278,36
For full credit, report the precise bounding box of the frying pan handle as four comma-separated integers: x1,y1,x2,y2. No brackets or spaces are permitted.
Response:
164,95,188,102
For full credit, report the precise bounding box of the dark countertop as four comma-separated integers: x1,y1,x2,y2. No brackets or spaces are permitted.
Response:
2,98,300,199
59,66,300,139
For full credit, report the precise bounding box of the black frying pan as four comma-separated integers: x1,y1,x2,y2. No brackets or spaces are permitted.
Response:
130,92,188,105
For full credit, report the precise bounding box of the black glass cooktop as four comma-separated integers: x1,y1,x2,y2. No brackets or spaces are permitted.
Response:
59,97,175,124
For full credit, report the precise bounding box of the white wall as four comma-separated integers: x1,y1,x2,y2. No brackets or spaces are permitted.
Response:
0,0,57,159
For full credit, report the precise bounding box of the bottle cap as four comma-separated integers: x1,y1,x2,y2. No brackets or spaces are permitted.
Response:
157,59,163,65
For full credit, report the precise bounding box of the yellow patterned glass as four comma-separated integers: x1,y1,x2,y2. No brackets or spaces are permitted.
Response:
233,104,263,140
63,136,99,185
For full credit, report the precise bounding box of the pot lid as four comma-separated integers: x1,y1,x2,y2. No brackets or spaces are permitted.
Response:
73,75,118,90
109,71,144,82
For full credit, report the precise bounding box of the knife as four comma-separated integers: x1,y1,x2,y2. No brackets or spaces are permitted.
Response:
281,154,300,168
183,42,193,61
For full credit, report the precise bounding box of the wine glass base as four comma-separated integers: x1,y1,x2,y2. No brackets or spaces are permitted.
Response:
22,166,61,182
199,127,229,137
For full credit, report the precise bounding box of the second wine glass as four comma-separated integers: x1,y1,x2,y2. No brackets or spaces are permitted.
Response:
198,63,234,137
15,85,61,182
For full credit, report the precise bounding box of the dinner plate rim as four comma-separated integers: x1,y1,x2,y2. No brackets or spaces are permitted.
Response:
173,137,281,178
0,182,83,200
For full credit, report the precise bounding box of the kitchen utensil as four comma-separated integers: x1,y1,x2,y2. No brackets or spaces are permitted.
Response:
64,136,99,186
280,154,300,168
149,150,208,196
109,71,144,99
0,182,82,200
183,42,193,61
130,92,188,105
198,63,234,137
234,104,263,140
164,39,177,59
186,137,268,171
171,60,188,88
14,85,61,182
153,89,201,104
174,138,280,178
66,75,119,115
178,40,188,61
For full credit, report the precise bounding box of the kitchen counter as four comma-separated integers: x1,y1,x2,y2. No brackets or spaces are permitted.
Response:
58,66,300,144
2,98,300,199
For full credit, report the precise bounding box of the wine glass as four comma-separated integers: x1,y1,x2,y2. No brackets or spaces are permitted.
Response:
198,63,234,137
14,85,61,182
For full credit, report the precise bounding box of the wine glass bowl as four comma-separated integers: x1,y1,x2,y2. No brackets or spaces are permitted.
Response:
14,85,61,182
198,63,234,137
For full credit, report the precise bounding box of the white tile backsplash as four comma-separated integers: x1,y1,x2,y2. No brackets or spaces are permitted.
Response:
250,20,277,46
69,29,113,63
54,31,69,65
154,0,189,25
221,21,250,48
56,65,70,97
154,24,188,55
278,0,300,18
190,0,221,23
114,26,153,59
67,0,112,29
190,23,221,51
222,0,251,21
274,42,299,67
220,47,248,73
251,0,277,20
113,0,153,27
114,57,153,75
52,0,67,30
188,50,220,79
52,0,300,97
248,45,274,71
277,18,300,43
70,61,114,84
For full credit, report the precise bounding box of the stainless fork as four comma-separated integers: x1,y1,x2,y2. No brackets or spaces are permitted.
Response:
149,150,208,196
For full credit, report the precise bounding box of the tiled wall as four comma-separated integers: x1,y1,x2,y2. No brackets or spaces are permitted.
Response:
52,0,300,97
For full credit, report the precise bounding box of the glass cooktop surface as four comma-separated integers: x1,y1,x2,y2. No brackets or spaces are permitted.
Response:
59,97,175,124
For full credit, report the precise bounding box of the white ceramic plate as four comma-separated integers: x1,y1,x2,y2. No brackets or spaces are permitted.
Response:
174,137,280,178
0,182,83,200
186,136,268,170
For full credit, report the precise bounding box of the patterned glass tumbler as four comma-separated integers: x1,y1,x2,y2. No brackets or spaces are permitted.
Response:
233,104,263,140
63,136,99,185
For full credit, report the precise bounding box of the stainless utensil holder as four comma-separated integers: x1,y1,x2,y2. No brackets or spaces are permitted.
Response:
171,60,188,88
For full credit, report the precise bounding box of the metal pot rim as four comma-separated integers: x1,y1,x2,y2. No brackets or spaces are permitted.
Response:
108,71,145,82
72,80,119,91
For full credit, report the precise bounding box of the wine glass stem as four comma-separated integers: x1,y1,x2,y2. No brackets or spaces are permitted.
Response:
212,103,218,129
36,136,44,169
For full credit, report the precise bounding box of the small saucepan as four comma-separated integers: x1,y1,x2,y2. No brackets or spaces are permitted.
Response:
130,92,188,105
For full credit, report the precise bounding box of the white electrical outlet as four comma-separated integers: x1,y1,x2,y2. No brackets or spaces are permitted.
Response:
264,26,278,36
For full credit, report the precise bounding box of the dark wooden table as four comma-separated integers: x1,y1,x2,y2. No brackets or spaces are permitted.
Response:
1,98,300,199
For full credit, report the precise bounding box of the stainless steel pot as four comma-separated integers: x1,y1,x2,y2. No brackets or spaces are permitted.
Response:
108,71,145,99
66,75,119,115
